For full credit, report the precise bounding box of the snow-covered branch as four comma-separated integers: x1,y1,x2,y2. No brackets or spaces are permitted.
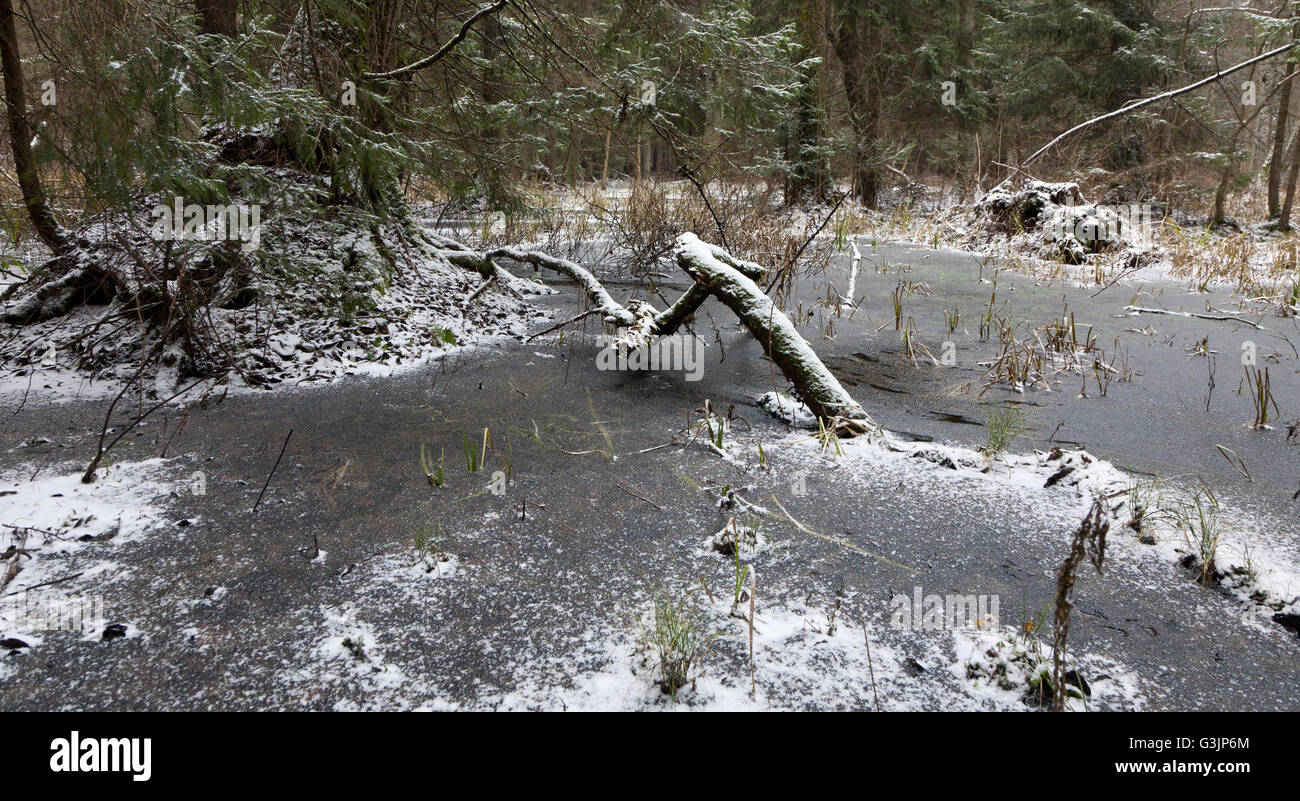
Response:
673,233,876,434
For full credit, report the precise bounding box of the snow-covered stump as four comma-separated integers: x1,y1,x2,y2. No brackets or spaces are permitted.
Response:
673,233,876,435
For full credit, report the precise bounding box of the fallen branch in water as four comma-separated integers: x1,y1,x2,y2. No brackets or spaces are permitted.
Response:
457,232,879,436
1124,305,1267,330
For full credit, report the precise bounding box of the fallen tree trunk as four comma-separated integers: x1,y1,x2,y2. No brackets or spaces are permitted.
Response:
674,234,875,433
468,232,877,436
484,244,715,339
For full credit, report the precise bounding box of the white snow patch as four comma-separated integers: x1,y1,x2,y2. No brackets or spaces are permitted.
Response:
0,458,175,643
492,596,1145,711
757,391,818,429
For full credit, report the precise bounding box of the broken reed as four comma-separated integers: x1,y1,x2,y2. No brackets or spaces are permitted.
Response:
1051,499,1108,712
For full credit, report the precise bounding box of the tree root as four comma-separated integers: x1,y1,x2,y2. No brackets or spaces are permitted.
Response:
0,258,133,325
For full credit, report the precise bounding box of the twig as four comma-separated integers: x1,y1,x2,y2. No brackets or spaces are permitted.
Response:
783,190,849,281
526,308,599,341
554,445,612,461
861,616,881,712
3,570,84,597
766,496,917,572
253,429,294,513
626,441,675,456
81,375,211,484
462,275,495,309
1089,259,1146,297
680,165,729,252
615,481,662,510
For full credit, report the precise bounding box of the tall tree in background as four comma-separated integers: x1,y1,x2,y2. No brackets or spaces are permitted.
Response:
362,0,405,131
0,0,68,254
826,0,883,206
196,0,237,37
477,11,512,209
781,0,830,204
1267,13,1298,219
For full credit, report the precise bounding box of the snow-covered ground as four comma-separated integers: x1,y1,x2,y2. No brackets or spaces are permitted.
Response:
0,458,178,660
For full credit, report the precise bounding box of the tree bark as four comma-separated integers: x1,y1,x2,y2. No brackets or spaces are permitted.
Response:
1268,74,1294,217
1268,22,1298,218
361,0,405,131
0,0,69,255
826,2,882,208
1280,117,1300,230
674,234,874,431
195,0,237,37
478,12,510,209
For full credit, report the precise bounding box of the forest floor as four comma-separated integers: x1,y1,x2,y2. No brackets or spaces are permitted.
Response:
1,237,1297,710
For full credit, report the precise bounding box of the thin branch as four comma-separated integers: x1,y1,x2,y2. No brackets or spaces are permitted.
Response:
1022,41,1300,168
1125,305,1267,329
362,0,508,80
252,429,293,513
680,165,730,252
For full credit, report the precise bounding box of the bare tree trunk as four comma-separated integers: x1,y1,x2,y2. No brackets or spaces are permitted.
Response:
1280,122,1300,230
826,2,882,208
565,121,577,187
479,13,510,209
0,0,68,255
1213,156,1233,226
361,0,405,131
195,0,237,36
784,2,829,206
600,128,611,189
1268,76,1293,217
364,0,404,73
1268,23,1298,218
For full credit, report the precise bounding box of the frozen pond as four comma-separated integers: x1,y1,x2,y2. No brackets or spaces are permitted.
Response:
1,242,1297,710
